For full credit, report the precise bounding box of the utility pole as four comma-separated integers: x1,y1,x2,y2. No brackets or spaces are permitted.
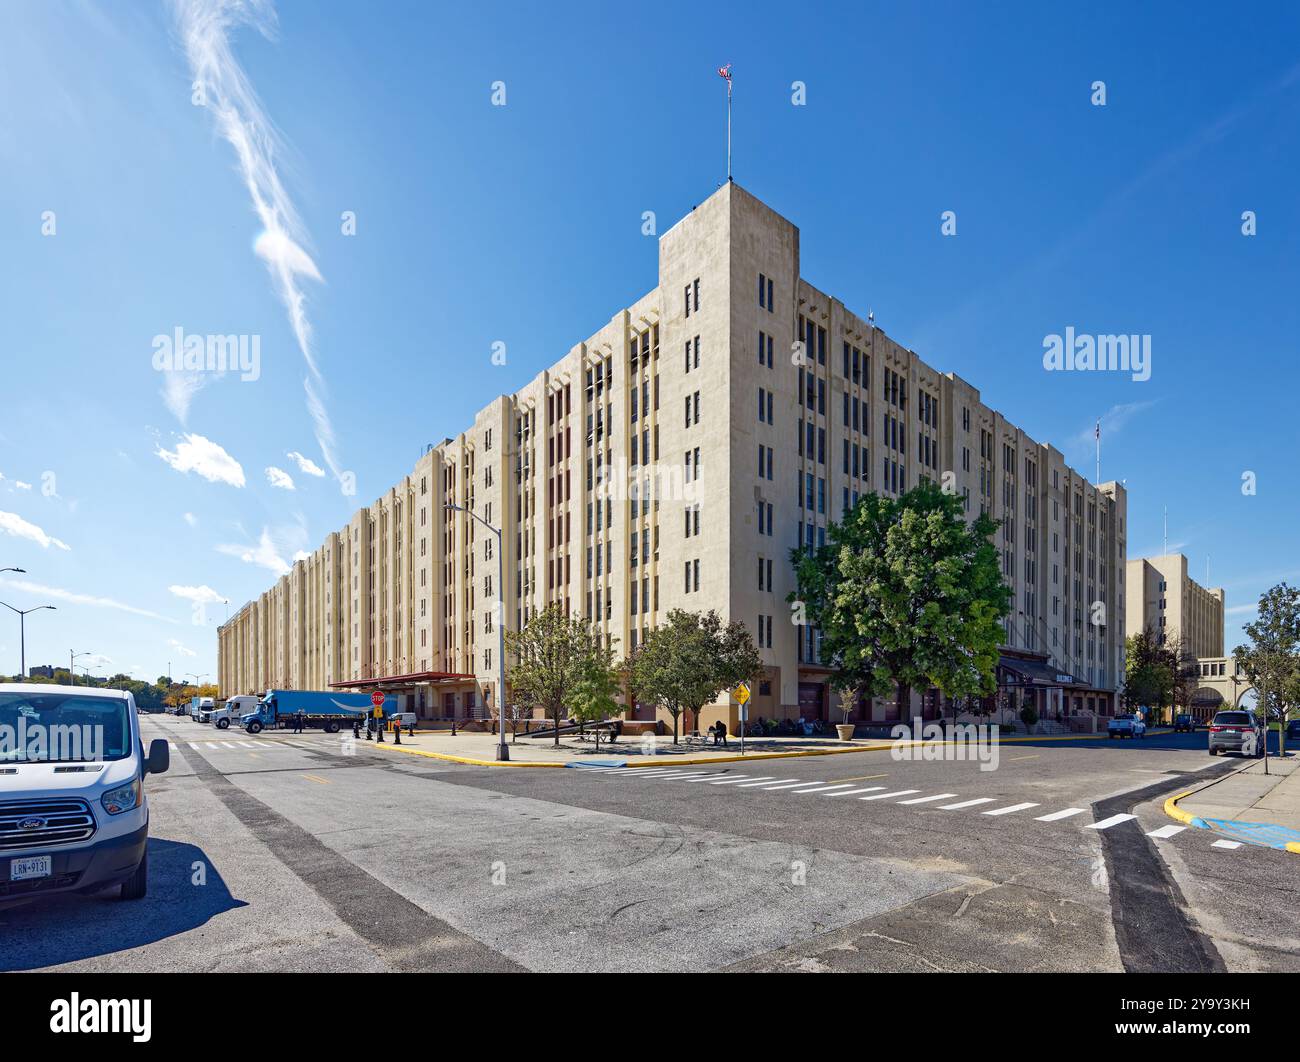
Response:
1,601,56,678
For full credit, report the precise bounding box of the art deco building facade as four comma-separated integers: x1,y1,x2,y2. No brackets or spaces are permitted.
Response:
219,181,1128,728
1125,553,1225,660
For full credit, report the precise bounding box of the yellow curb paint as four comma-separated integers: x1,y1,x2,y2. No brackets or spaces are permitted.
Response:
1164,791,1196,825
828,772,889,784
303,774,331,785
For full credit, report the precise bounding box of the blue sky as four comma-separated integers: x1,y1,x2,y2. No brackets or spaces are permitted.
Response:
1,0,1297,683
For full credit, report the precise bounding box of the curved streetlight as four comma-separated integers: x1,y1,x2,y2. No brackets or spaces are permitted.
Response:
70,649,93,688
445,502,508,761
0,601,57,678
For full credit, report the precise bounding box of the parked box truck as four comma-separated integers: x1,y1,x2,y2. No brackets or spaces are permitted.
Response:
241,690,391,734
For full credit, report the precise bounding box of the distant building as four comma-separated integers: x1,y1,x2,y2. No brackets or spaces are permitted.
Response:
1125,554,1224,658
27,664,55,679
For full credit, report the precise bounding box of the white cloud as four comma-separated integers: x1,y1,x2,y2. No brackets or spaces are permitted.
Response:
183,512,198,527
14,481,32,491
216,527,291,576
168,584,226,605
174,0,345,488
0,577,173,622
292,549,310,562
286,450,325,477
265,466,295,490
1072,401,1160,460
0,511,70,550
162,371,212,425
156,433,246,487
167,638,198,658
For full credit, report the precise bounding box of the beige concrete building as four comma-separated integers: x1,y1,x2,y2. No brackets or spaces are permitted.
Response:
219,181,1129,730
1125,554,1224,660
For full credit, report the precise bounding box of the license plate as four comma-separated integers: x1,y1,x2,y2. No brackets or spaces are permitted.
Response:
10,855,52,881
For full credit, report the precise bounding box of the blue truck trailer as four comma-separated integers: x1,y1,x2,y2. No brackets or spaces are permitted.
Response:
240,690,392,734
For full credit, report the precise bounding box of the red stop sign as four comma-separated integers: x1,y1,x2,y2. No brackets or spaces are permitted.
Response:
370,691,385,707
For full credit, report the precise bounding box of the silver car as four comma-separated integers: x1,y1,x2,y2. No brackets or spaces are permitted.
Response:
1208,710,1265,757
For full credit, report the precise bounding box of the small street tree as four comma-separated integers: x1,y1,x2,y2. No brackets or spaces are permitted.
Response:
629,609,762,744
1234,581,1300,766
1124,629,1175,721
568,654,625,752
790,482,1009,726
504,605,616,747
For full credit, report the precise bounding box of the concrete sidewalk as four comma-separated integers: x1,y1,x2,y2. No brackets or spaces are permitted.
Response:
1175,755,1300,852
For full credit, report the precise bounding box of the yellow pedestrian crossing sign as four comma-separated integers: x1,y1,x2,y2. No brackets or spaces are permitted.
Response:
734,682,751,705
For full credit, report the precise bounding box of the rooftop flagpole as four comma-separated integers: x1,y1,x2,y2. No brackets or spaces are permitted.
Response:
718,63,733,180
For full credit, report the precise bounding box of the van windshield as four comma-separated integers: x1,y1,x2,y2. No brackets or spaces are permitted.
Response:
0,691,132,762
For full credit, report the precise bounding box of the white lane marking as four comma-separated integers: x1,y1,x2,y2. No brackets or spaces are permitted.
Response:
205,743,219,750
188,742,200,749
221,742,236,749
708,776,774,785
792,783,858,795
1087,813,1136,830
604,769,679,779
671,773,739,783
983,802,1040,816
898,793,957,805
1146,825,1187,839
754,780,820,791
1211,839,1242,850
860,789,920,801
736,778,800,788
938,797,996,810
652,771,715,781
826,786,888,797
238,742,257,748
1035,807,1086,822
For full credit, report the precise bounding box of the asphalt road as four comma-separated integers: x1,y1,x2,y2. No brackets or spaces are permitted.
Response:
3,716,1295,973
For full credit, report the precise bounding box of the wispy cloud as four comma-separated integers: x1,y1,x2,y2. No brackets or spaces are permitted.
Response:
167,637,199,658
156,432,246,487
216,526,293,576
183,511,199,527
265,465,295,490
168,584,226,605
173,0,345,486
286,450,325,477
0,511,70,551
0,577,173,622
162,371,213,425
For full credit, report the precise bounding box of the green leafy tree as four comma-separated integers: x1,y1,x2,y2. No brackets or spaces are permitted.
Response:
569,655,625,752
790,482,1009,724
1124,629,1175,720
1234,582,1300,760
504,604,615,747
629,609,763,744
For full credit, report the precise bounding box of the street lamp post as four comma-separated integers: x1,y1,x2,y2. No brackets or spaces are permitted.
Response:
0,601,56,678
70,649,92,687
445,502,508,761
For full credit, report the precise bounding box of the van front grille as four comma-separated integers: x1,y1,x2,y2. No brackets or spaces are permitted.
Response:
0,797,97,850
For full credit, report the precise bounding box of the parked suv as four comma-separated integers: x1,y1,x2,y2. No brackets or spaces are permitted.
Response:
0,683,169,903
1174,714,1195,733
1208,710,1265,757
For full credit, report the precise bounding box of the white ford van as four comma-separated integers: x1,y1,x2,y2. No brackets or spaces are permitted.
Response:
0,683,169,903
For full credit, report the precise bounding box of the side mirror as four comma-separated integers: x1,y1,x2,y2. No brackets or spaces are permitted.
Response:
145,738,170,776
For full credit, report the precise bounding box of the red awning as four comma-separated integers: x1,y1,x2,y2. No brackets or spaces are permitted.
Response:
329,670,475,689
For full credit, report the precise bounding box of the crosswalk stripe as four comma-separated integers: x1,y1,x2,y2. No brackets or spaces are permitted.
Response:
937,797,996,810
221,742,236,749
898,793,957,805
607,769,678,779
188,742,200,749
671,773,738,782
826,786,888,797
238,742,256,748
754,780,819,790
1146,824,1187,839
707,776,774,785
983,802,1039,816
791,783,858,795
205,743,219,750
652,771,715,780
1035,807,1086,822
860,789,920,801
736,777,799,788
1211,839,1242,850
1087,813,1136,830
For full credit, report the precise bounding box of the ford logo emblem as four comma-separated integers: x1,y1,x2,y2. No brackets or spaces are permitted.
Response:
18,817,46,830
